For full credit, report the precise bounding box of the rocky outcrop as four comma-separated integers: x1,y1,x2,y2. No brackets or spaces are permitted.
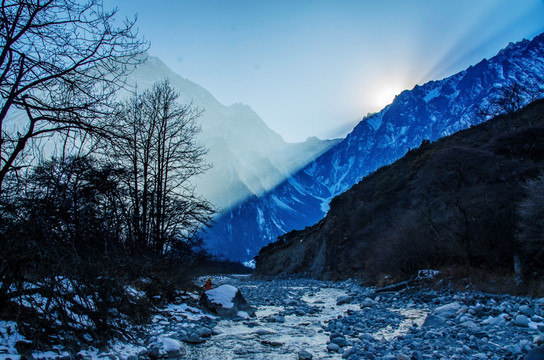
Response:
255,99,544,281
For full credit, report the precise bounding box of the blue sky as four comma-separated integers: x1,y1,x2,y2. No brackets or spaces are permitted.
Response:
104,0,544,142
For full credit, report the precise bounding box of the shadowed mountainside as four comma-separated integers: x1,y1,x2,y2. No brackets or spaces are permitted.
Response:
255,98,544,283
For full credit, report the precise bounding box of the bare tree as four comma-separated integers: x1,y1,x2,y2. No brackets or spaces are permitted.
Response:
0,0,146,193
478,81,544,122
112,80,214,257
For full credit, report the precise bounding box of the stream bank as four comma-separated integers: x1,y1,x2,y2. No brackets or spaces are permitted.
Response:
2,275,544,360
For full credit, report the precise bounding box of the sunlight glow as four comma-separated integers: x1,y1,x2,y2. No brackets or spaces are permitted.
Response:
373,84,405,110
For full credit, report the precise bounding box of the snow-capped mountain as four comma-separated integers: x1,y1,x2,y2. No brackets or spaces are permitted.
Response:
204,32,544,262
125,56,338,210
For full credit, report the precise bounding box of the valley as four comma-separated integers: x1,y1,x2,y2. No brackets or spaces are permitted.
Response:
1,2,544,358
3,275,544,360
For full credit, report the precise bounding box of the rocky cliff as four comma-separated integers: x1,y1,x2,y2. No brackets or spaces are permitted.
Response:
255,99,544,281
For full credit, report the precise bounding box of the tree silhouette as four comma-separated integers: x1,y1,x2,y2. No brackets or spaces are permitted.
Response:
0,0,146,193
111,80,214,257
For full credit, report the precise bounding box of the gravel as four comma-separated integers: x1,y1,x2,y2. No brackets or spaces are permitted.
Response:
5,275,544,360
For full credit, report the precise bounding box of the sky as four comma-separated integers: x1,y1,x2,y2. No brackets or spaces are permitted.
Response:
103,0,544,142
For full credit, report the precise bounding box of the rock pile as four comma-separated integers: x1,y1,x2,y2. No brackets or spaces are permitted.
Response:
6,277,544,360
323,286,544,359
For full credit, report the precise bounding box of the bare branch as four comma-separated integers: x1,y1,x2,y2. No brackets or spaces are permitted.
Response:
0,0,147,193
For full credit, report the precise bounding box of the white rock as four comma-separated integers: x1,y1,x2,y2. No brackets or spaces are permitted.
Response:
237,311,250,319
361,297,378,308
432,302,463,318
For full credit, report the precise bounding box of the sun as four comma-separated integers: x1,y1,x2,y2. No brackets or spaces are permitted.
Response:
373,84,404,110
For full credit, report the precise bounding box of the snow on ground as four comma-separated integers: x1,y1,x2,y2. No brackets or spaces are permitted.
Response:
205,285,238,309
373,308,428,340
0,321,23,360
3,275,544,359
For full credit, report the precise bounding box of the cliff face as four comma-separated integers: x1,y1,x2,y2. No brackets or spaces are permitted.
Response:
206,32,544,263
255,99,544,282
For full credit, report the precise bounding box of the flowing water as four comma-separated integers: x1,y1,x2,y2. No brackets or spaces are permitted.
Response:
185,276,427,360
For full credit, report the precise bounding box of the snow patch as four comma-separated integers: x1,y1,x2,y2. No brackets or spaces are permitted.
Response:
373,308,428,341
271,195,294,212
0,321,24,360
366,112,383,131
206,285,238,309
320,197,332,213
163,303,211,321
424,86,441,102
159,337,183,353
270,216,286,234
256,207,265,227
243,259,256,269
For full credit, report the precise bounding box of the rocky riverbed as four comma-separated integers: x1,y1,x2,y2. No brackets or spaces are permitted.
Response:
2,275,544,360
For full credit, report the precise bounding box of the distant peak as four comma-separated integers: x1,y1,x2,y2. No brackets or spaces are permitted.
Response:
304,136,321,143
230,102,251,109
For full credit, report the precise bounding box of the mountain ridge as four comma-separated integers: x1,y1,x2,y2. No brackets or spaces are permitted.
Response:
254,97,544,281
204,32,544,262
125,54,339,210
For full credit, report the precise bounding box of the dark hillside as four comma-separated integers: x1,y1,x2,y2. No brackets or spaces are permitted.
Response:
255,98,544,285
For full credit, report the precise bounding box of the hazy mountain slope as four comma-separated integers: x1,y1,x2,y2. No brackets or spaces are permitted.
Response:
254,99,544,281
205,32,544,262
125,56,338,209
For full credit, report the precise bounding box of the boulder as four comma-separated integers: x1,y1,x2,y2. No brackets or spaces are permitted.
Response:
199,284,256,318
432,302,463,318
327,343,340,352
336,295,353,306
147,337,186,359
254,328,275,336
298,350,313,360
261,340,283,347
527,346,544,360
422,314,447,328
514,314,531,327
361,297,378,308
184,333,204,344
331,337,348,347
265,314,285,323
520,305,535,317
195,326,212,337
359,334,376,343
236,311,251,319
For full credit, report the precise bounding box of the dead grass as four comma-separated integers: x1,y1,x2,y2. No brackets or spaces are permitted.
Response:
429,265,544,297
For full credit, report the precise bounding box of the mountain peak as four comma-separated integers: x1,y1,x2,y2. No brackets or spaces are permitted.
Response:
126,54,336,212
204,30,544,262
